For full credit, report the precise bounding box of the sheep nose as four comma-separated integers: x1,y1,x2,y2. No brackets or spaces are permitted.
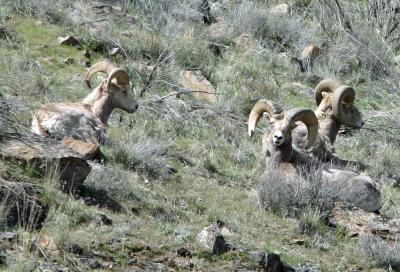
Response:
135,104,139,110
361,121,365,127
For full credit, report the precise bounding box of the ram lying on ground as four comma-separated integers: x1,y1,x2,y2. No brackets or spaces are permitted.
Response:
31,61,138,144
292,79,364,166
248,100,380,212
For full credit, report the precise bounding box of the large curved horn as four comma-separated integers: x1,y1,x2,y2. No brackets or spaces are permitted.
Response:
286,108,318,149
85,61,118,88
332,85,355,121
248,100,283,137
106,68,130,90
315,79,342,105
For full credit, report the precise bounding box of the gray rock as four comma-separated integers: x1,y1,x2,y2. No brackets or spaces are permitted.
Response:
322,168,381,212
263,253,294,272
212,235,231,255
0,232,17,243
0,137,91,191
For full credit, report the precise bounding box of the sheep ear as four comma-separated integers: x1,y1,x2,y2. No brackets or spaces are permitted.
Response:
263,112,271,119
321,91,329,98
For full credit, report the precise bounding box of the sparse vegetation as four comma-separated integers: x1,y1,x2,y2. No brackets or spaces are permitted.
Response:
1,0,400,270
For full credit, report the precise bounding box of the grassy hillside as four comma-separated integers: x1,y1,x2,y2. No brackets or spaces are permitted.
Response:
1,0,400,271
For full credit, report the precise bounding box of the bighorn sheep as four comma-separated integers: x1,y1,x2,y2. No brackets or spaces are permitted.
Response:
292,79,364,165
31,61,138,144
248,99,319,172
248,100,380,212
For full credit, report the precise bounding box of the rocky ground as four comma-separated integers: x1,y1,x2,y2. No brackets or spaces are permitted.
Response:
1,0,400,271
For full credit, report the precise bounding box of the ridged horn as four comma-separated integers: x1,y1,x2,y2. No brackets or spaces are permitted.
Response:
286,108,318,149
315,79,342,105
85,61,118,88
248,100,283,137
106,68,130,91
332,85,355,121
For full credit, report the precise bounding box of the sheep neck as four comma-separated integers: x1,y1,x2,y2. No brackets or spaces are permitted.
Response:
317,116,341,144
82,88,114,125
270,141,294,163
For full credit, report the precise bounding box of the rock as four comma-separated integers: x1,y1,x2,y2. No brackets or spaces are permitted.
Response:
207,16,228,39
212,235,232,255
0,232,17,243
87,258,102,269
62,57,74,64
298,45,321,72
197,224,220,250
248,251,266,266
97,213,113,226
179,70,217,103
328,203,400,242
196,224,233,255
233,33,256,51
0,137,91,191
63,243,84,255
264,253,294,272
177,247,192,257
300,45,320,60
248,251,294,271
131,61,155,74
36,261,69,272
0,180,48,229
109,47,121,56
321,168,381,212
37,235,58,252
269,4,291,14
58,36,80,47
62,136,102,160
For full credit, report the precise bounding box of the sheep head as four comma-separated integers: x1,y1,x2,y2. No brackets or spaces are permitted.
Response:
315,79,364,128
248,100,318,150
85,61,138,114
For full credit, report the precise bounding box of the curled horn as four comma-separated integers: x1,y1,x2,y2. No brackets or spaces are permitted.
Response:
286,108,318,149
248,100,283,137
106,68,130,91
315,79,342,105
332,85,355,121
85,62,118,88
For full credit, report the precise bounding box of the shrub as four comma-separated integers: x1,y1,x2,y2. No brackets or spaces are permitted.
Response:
257,165,335,217
358,235,400,270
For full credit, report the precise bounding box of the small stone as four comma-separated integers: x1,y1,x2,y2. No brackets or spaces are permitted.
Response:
269,4,291,14
212,235,231,255
248,251,266,266
0,232,17,243
177,247,192,257
87,258,102,269
109,47,121,56
63,243,84,255
290,239,305,246
62,136,102,160
63,57,74,64
98,213,113,226
58,36,80,47
264,253,294,272
178,70,217,103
